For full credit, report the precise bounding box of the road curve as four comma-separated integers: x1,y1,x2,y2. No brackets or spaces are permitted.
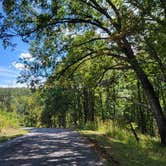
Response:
0,128,107,166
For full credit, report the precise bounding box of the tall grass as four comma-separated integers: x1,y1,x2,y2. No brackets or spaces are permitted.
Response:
97,120,138,144
0,110,19,133
80,120,166,166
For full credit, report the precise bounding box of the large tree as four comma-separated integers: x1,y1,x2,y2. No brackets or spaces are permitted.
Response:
1,0,166,145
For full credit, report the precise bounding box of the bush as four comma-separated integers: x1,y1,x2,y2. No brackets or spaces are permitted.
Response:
0,110,19,132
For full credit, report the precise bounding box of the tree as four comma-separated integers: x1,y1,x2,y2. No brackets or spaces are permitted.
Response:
1,0,166,145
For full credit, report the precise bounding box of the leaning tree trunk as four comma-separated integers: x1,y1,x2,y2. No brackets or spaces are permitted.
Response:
122,39,166,145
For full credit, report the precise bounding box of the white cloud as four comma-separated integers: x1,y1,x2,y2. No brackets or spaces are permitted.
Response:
19,52,35,62
12,62,26,70
12,52,34,71
20,53,32,59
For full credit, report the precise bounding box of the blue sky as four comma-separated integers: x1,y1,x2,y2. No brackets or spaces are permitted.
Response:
0,37,30,87
0,3,30,87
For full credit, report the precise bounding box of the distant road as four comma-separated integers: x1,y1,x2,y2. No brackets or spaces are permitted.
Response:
0,128,106,166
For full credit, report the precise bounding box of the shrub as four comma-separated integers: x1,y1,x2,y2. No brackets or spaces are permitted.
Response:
0,110,19,132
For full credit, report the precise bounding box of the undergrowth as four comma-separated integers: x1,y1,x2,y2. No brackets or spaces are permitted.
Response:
0,110,19,133
80,120,166,166
0,111,27,144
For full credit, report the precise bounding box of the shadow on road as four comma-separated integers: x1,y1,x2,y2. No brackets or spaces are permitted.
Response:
0,128,106,166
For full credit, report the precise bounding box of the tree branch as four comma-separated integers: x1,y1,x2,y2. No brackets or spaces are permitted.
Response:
96,64,132,87
105,0,121,28
66,37,109,50
78,0,120,30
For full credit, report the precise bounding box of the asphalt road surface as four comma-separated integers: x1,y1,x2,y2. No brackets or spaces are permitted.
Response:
0,128,107,166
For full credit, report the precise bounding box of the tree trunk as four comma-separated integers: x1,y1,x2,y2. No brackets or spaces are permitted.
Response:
89,88,95,122
99,90,104,120
105,83,111,119
83,87,95,123
122,39,166,145
83,88,88,123
112,81,116,118
129,121,140,142
137,81,147,134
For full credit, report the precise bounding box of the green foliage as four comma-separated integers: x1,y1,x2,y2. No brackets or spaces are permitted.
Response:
80,120,166,166
0,88,42,128
18,92,43,127
0,128,27,144
0,110,19,132
0,0,166,147
78,121,98,131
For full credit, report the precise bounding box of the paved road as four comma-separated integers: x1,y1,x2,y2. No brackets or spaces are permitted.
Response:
0,128,107,166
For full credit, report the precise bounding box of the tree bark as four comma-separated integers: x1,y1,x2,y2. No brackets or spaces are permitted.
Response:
137,80,147,134
129,121,139,142
122,39,166,145
89,88,95,122
83,87,95,123
83,88,88,123
99,90,104,120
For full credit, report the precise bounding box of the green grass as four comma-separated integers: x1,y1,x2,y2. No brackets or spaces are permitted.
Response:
0,110,19,132
0,110,28,144
0,128,28,144
79,121,166,166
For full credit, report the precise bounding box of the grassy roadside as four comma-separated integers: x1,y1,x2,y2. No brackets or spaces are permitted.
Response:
80,130,119,166
79,122,166,166
0,110,28,144
0,128,28,144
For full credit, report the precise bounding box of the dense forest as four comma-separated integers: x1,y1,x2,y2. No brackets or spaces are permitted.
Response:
0,0,166,149
0,88,40,128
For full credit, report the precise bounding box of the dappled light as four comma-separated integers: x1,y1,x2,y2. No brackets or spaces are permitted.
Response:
0,0,166,165
0,129,105,165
